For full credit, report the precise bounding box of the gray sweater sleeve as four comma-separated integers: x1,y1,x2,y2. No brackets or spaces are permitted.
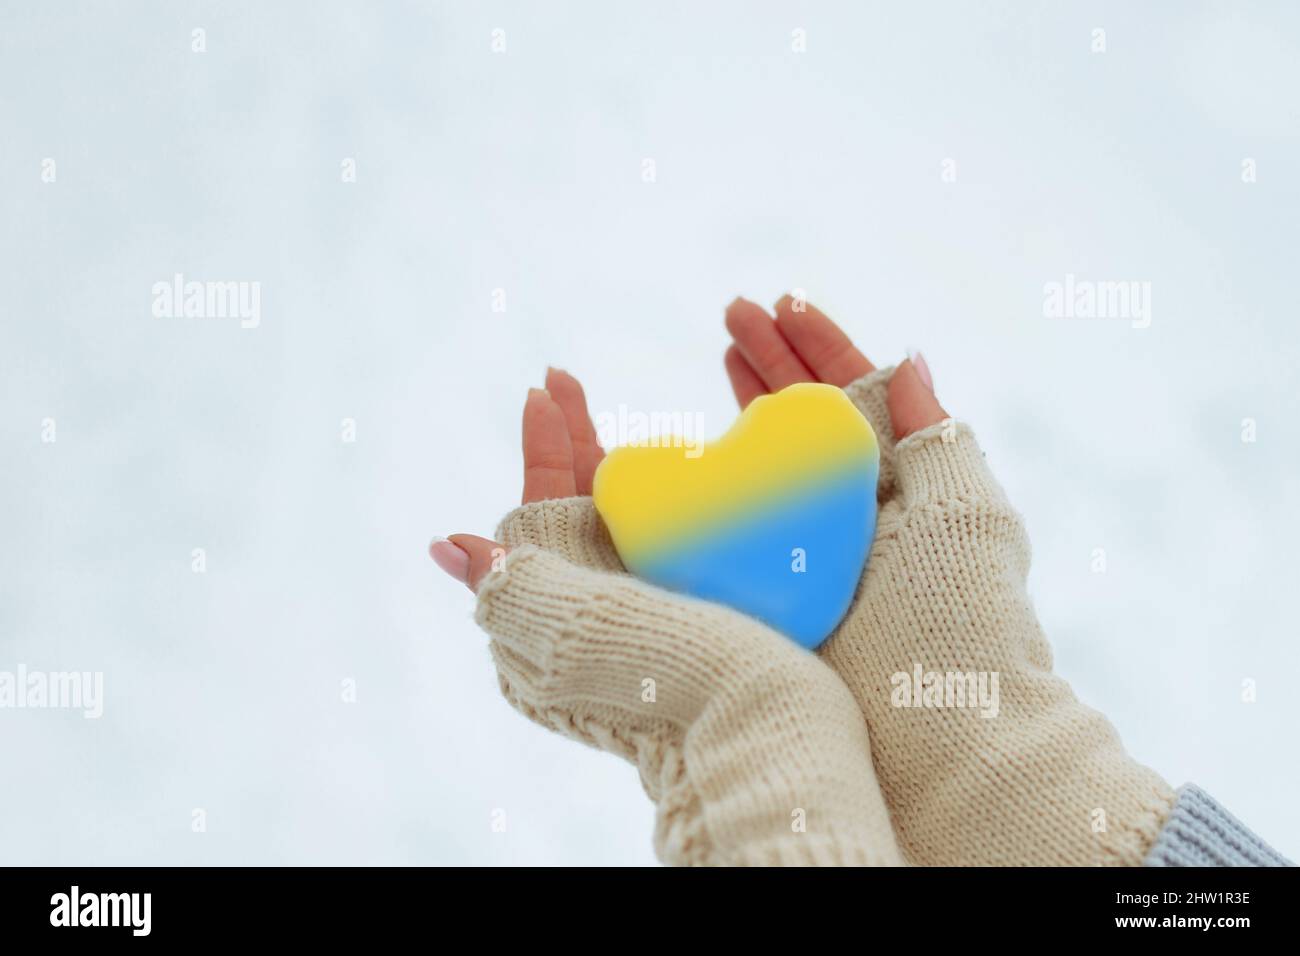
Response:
1144,785,1293,866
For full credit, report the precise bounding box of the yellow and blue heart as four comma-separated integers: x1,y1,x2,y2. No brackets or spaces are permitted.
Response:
593,382,878,649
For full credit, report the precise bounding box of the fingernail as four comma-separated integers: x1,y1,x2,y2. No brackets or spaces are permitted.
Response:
527,386,550,401
908,350,935,393
429,537,470,583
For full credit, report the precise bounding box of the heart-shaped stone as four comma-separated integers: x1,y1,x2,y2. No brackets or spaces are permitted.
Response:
593,382,878,649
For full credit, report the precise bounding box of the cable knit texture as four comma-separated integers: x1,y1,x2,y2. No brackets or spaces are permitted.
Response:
477,513,903,866
824,367,1176,865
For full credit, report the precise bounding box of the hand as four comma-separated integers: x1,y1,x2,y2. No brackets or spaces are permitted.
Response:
723,295,1174,866
430,369,902,866
431,369,616,590
723,294,945,440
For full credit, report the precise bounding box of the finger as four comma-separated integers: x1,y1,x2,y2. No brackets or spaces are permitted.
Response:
444,533,503,592
886,357,947,440
772,294,874,386
522,388,577,504
544,367,605,496
429,536,470,585
724,345,768,408
724,296,814,390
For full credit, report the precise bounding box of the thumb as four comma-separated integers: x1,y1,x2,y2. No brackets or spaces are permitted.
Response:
430,534,506,592
887,357,947,439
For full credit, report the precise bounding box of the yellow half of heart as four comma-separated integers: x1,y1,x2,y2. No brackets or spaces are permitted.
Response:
592,382,878,565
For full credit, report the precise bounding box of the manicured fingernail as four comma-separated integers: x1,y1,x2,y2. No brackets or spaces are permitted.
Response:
908,350,935,393
429,537,470,583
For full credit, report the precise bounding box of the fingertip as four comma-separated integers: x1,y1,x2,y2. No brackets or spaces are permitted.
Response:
906,350,934,393
771,296,875,385
544,366,586,405
430,536,472,587
542,369,569,408
542,365,604,495
723,296,767,335
544,366,572,392
724,296,814,389
887,359,948,439
523,386,564,433
522,386,578,503
723,298,745,336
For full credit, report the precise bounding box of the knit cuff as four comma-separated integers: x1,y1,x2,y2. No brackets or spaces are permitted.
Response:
892,420,1009,508
1144,785,1294,867
494,496,624,572
475,545,585,675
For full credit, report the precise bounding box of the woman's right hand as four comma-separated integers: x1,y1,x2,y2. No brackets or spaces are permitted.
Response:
721,296,1175,867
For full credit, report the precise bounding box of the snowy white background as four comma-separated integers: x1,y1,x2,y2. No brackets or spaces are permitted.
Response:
2,1,1298,865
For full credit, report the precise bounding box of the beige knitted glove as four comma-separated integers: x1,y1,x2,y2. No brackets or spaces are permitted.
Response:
825,367,1175,866
479,498,904,866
